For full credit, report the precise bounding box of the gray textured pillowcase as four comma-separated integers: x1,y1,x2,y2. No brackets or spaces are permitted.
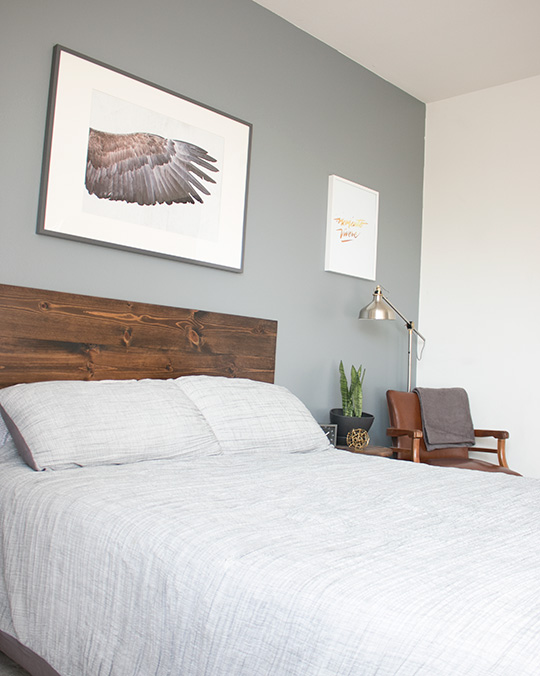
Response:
0,379,221,471
0,417,9,446
175,376,331,454
0,426,16,463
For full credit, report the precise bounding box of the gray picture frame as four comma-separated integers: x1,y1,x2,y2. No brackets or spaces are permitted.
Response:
37,45,252,272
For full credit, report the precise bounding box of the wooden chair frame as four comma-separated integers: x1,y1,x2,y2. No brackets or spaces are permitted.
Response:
386,426,509,467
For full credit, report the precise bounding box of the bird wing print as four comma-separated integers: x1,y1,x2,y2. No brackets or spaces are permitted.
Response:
85,129,219,206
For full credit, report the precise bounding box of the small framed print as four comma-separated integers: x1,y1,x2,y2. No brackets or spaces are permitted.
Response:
325,175,379,280
320,424,338,446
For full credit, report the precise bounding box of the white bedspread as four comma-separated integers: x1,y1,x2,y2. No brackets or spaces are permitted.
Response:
1,443,539,675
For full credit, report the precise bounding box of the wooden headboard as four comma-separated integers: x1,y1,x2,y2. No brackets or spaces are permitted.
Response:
0,284,277,388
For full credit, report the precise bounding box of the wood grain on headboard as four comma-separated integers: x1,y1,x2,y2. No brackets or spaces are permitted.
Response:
0,284,277,388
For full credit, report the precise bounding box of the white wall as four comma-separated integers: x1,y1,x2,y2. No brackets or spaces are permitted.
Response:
419,75,540,478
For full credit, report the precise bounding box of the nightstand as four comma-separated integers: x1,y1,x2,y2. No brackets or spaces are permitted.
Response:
336,445,394,458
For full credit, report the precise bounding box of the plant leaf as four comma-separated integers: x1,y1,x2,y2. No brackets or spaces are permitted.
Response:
358,365,366,388
339,360,351,415
350,366,362,417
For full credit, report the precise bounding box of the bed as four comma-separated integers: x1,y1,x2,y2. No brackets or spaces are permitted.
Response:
0,283,539,676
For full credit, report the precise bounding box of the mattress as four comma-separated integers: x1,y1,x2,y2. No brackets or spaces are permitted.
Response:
0,441,539,675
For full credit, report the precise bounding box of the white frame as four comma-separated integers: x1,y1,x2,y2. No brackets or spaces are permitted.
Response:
324,175,379,280
37,45,252,272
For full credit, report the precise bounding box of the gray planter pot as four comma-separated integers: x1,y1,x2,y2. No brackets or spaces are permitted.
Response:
330,408,375,447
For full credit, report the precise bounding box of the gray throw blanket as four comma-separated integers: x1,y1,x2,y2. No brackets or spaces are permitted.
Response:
413,387,475,451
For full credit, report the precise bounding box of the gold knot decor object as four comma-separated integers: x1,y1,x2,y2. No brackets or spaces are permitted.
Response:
346,428,370,450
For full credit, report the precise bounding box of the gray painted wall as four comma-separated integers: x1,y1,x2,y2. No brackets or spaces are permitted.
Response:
1,0,425,443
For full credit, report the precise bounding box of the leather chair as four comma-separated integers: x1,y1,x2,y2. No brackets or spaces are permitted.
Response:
386,390,520,475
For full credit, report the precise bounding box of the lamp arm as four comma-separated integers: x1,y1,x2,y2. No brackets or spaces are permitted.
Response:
379,292,425,343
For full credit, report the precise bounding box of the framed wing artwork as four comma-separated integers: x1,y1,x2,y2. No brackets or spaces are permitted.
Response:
37,45,252,272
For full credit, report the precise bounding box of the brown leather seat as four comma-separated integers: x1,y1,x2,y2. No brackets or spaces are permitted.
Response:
386,390,520,476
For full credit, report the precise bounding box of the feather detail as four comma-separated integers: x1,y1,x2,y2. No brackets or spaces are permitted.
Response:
85,129,219,206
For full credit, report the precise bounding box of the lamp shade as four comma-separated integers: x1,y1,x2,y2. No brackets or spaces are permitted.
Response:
358,286,396,320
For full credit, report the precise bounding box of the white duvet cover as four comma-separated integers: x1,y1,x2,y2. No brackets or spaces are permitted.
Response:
0,442,539,675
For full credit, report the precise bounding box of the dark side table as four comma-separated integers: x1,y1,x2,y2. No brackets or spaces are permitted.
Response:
336,445,394,458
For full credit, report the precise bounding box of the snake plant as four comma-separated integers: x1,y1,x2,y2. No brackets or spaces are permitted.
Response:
339,361,366,417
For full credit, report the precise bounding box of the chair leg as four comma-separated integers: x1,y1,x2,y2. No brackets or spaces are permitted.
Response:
497,438,509,468
412,437,421,463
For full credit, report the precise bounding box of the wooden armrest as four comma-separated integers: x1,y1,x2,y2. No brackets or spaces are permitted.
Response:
385,429,510,468
386,428,422,463
473,430,510,468
474,429,509,440
386,427,423,439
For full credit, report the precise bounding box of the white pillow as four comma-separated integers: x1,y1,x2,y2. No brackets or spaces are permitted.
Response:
175,376,331,454
0,379,221,471
0,433,16,464
0,417,9,446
